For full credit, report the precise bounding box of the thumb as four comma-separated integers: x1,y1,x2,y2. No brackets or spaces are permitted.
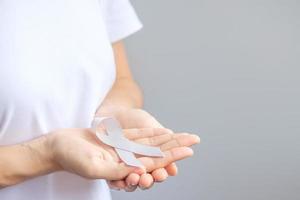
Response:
99,162,145,181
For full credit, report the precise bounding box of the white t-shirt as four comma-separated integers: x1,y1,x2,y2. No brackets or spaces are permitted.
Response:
0,0,142,199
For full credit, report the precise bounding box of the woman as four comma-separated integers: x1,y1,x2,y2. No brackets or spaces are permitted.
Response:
0,0,200,199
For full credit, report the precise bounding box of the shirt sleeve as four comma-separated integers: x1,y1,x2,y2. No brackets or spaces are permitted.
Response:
101,0,143,43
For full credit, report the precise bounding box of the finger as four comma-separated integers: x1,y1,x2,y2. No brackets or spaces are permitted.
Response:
124,173,140,192
124,128,173,140
125,173,140,186
160,134,200,151
109,180,126,190
124,185,138,192
139,173,154,190
139,147,194,172
134,133,174,146
165,163,178,176
97,161,145,180
107,181,121,191
134,133,200,151
151,168,168,182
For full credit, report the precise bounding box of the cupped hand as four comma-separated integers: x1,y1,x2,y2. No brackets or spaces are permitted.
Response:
47,127,200,182
97,107,180,191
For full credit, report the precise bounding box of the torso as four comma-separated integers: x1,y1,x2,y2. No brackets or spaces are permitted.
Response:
0,0,115,199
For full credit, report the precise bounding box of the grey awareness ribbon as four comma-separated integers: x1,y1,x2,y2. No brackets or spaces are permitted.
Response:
91,117,164,167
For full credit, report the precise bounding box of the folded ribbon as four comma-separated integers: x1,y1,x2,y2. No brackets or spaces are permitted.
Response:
91,117,164,167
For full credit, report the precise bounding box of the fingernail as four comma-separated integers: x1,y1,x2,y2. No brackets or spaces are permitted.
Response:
140,186,147,190
193,135,201,143
140,184,153,190
128,185,133,189
128,183,136,188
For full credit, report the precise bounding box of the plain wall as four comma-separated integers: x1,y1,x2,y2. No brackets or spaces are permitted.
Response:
112,0,300,199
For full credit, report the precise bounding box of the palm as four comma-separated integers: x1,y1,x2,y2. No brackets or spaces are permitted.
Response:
91,128,171,164
113,108,163,129
98,127,199,173
96,108,179,190
53,127,198,181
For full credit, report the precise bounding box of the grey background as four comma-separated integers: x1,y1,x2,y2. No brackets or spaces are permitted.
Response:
113,0,300,199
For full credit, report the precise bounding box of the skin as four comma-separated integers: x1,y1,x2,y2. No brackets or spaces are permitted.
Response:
0,127,200,188
0,40,201,192
96,41,180,191
98,107,178,191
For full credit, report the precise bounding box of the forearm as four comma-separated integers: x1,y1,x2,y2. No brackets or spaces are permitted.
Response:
97,78,143,114
96,41,144,115
0,136,58,188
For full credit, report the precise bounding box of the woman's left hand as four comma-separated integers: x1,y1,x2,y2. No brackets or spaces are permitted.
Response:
96,107,189,191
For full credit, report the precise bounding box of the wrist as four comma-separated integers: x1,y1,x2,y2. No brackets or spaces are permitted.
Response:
0,135,61,187
43,133,63,172
95,105,129,117
23,135,62,175
40,134,62,172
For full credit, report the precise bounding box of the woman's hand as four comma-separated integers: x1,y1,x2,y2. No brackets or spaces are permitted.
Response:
47,127,199,181
96,107,189,191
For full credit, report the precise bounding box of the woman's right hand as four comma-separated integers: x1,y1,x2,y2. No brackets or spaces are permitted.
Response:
47,128,200,181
